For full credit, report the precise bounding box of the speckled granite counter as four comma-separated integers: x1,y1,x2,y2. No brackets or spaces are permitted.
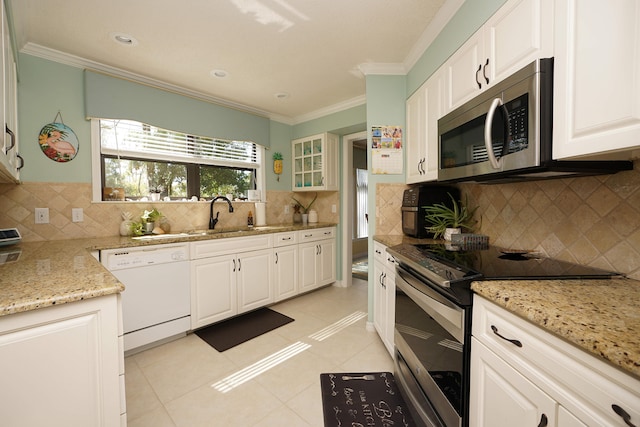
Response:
0,223,336,317
0,239,124,317
472,279,640,379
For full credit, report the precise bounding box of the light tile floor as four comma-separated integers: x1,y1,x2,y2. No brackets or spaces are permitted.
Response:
125,278,394,427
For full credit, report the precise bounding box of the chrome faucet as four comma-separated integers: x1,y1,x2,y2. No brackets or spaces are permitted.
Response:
209,196,234,229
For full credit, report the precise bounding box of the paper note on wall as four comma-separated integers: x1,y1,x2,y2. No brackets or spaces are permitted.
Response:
371,125,403,174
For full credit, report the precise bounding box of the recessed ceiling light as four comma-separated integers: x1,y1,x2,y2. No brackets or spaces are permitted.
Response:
109,32,138,46
210,69,229,79
275,92,289,99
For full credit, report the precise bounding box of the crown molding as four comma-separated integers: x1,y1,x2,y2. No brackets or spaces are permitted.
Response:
291,95,366,125
21,42,276,120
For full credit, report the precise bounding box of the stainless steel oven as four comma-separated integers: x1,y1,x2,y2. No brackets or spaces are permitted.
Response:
387,243,623,427
393,259,477,427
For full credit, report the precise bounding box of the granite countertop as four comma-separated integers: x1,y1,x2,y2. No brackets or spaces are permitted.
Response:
374,234,640,379
0,223,336,317
472,279,640,379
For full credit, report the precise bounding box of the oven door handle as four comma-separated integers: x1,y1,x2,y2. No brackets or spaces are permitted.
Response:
396,266,464,343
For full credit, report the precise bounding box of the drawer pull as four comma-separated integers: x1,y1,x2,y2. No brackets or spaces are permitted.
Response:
491,325,522,347
612,404,636,427
537,414,548,427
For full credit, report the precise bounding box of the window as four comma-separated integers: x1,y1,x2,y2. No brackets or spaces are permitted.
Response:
355,168,368,238
94,119,263,201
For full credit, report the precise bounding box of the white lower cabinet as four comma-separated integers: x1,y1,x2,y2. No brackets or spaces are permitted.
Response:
372,241,396,355
298,227,336,293
273,231,299,302
0,294,123,427
470,337,557,427
471,296,640,427
191,235,273,329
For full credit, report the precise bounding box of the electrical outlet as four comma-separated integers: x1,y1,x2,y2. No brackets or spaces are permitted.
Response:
331,204,337,213
72,208,84,223
284,205,290,214
35,208,49,224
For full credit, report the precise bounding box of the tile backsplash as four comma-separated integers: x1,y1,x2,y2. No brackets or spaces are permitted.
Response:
376,160,640,280
0,183,338,242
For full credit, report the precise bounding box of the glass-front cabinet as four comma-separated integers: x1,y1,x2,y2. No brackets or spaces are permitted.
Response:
292,132,338,191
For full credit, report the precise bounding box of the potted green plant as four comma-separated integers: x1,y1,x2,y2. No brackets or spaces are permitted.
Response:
292,192,317,224
141,208,162,233
423,193,478,240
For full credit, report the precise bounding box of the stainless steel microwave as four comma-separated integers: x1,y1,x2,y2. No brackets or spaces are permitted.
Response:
437,58,632,183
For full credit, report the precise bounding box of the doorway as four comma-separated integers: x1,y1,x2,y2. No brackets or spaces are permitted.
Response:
341,131,368,286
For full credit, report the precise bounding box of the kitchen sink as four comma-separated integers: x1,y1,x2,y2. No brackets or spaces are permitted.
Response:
131,233,190,240
186,228,249,236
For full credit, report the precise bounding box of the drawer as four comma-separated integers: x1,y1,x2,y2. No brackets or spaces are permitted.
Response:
273,231,297,247
297,227,335,243
373,241,386,264
191,234,272,259
473,296,640,426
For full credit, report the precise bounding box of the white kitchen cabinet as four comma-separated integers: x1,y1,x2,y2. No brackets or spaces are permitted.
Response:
406,71,441,184
273,231,298,302
298,227,336,293
0,0,20,183
443,0,553,113
292,132,338,191
372,241,397,355
552,0,640,160
0,295,123,427
471,296,640,427
470,337,558,427
191,235,273,328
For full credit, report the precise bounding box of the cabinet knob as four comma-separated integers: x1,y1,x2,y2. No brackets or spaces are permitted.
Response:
612,404,636,427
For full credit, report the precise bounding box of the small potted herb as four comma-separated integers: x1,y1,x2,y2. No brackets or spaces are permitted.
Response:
424,193,478,240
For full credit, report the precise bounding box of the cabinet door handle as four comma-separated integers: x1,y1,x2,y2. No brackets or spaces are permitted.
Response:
612,404,637,427
275,252,278,264
319,244,322,255
491,325,522,347
537,414,548,427
16,154,24,170
238,258,241,271
382,272,386,288
232,259,236,272
483,58,490,84
5,125,15,154
476,64,482,89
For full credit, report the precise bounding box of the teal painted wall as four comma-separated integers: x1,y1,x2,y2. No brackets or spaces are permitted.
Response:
18,54,92,183
407,0,508,96
266,120,293,191
17,53,282,185
364,74,407,319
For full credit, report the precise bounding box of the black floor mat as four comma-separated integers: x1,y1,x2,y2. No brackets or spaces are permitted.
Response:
195,307,294,352
320,372,415,426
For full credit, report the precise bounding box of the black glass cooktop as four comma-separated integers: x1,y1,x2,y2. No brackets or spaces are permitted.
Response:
388,243,623,307
411,243,623,280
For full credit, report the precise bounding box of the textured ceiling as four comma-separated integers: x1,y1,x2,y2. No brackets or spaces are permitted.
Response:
10,0,449,123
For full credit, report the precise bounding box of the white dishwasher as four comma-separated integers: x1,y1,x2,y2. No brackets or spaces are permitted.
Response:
101,243,190,353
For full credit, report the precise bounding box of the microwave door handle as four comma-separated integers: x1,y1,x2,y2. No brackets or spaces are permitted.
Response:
485,98,505,169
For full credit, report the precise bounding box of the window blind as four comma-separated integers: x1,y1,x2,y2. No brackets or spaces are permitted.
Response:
100,119,258,168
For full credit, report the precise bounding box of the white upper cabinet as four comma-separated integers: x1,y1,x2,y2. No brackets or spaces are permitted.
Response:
292,132,338,192
443,0,553,114
553,0,640,159
0,0,20,183
406,70,442,184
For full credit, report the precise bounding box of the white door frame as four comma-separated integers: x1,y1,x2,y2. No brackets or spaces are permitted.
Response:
341,131,367,287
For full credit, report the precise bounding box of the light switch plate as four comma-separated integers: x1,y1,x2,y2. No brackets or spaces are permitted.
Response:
72,208,84,223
